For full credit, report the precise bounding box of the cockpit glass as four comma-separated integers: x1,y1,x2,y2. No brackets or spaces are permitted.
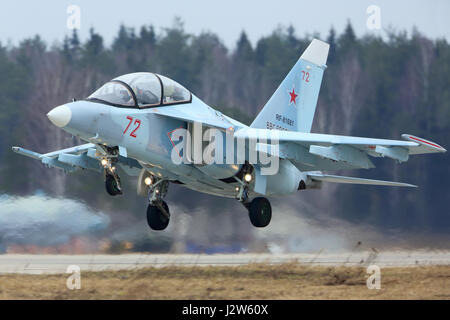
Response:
87,72,191,108
115,73,162,107
158,75,191,104
88,82,135,107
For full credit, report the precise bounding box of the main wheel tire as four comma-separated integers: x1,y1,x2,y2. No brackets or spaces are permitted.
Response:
147,201,170,231
248,197,272,228
105,174,122,196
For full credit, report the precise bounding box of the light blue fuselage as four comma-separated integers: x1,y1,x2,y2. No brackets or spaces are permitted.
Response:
62,95,300,198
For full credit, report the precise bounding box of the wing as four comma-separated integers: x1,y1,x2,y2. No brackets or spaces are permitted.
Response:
235,128,446,171
12,144,142,175
150,103,239,130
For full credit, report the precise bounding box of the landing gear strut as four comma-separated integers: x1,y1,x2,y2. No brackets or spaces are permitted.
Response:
234,166,272,228
146,177,170,231
99,148,122,196
105,172,122,196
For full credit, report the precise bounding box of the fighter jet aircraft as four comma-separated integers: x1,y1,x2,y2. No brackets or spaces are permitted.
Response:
12,39,446,230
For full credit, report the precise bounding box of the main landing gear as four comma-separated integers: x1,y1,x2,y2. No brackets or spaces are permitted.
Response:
146,177,170,231
246,197,272,228
235,167,272,228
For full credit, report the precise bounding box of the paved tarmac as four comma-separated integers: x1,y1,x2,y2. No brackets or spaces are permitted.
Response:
0,251,449,274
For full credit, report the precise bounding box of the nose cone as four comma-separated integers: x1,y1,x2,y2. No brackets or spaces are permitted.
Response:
47,105,72,127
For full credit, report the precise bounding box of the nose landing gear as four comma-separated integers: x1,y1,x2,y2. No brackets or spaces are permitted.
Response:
101,157,122,196
105,172,122,196
100,158,122,196
96,146,123,196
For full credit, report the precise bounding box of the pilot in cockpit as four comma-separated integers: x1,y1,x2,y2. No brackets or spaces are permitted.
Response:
119,88,134,105
133,86,159,105
163,83,175,103
163,83,186,103
87,73,190,107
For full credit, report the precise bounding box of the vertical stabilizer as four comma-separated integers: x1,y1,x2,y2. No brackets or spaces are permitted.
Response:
250,39,329,132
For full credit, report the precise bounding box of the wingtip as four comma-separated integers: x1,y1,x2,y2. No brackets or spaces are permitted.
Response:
401,134,446,152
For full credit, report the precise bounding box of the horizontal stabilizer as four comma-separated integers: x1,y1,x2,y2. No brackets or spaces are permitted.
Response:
308,173,417,187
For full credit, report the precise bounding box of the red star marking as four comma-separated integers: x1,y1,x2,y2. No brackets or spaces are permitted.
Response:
289,88,298,104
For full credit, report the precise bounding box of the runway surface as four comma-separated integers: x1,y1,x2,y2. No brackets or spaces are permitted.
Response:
1,251,449,274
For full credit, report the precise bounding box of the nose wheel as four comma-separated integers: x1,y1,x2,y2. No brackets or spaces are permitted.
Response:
98,147,123,196
102,158,122,196
105,173,122,196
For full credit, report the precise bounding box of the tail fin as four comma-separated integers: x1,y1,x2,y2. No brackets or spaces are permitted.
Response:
250,39,329,132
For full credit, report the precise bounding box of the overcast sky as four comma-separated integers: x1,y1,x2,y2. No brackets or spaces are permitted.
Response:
1,0,448,49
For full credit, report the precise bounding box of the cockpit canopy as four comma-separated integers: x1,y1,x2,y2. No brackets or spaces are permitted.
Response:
88,72,191,108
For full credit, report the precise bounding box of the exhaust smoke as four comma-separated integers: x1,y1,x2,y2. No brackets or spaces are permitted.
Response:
0,194,110,250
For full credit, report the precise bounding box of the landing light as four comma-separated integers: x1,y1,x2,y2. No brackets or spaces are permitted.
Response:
101,159,108,166
144,177,153,186
244,173,252,183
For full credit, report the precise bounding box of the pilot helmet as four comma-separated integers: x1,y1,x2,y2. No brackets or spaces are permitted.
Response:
164,84,175,97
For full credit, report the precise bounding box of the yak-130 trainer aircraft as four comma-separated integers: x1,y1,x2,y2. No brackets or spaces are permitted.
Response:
13,39,446,230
